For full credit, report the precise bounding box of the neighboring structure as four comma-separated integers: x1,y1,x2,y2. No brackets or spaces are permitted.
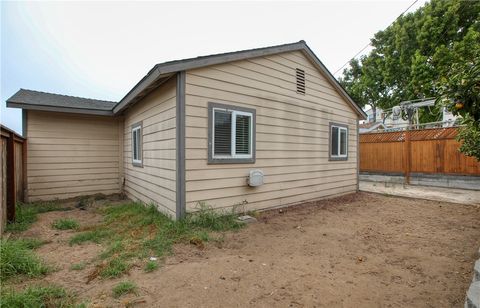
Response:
359,105,460,133
7,41,366,219
359,122,386,134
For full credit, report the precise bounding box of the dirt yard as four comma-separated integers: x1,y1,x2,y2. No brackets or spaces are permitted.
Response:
8,192,480,307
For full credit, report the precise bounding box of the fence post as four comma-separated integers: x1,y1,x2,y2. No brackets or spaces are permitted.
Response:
404,129,411,185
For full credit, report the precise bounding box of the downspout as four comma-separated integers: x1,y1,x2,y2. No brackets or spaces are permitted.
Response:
175,71,186,220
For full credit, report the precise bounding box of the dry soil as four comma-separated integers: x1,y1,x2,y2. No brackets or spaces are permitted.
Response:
11,192,480,307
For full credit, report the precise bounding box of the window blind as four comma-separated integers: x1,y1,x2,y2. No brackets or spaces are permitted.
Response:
214,110,232,155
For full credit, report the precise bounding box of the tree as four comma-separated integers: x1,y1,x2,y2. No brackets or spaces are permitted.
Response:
436,28,480,160
339,0,480,123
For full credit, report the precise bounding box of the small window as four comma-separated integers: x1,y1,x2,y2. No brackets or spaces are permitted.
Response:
132,123,142,166
208,102,256,164
330,123,348,160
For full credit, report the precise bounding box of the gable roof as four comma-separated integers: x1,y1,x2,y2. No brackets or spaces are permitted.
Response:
7,89,116,116
114,40,366,118
6,41,366,119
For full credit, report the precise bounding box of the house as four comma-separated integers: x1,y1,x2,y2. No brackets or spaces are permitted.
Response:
6,41,367,219
359,122,386,133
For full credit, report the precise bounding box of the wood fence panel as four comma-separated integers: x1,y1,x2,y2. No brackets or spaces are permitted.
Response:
1,139,7,234
360,127,480,176
1,126,26,233
360,141,403,173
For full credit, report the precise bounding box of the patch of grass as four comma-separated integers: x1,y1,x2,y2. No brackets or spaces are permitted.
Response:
69,229,110,246
52,218,79,230
77,201,243,280
144,260,158,273
70,262,86,271
1,285,75,307
6,201,69,232
99,240,124,260
99,257,129,278
112,281,137,298
0,238,49,280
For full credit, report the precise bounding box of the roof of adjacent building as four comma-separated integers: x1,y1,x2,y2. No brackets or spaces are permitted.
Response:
7,89,116,116
6,41,367,118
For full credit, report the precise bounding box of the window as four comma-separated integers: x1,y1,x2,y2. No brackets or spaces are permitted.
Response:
132,122,142,166
208,102,256,164
330,123,348,160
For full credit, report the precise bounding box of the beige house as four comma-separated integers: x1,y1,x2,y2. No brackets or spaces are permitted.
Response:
7,41,366,219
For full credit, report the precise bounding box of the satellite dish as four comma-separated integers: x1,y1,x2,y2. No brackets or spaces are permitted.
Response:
392,106,402,120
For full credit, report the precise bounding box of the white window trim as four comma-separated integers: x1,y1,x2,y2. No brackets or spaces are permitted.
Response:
331,125,348,158
212,107,253,159
132,124,142,165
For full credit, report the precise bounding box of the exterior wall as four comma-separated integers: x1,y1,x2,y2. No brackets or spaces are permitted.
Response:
26,111,122,201
184,50,359,213
122,77,177,217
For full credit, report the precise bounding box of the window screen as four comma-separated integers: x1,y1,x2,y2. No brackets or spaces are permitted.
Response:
235,115,250,155
214,110,232,155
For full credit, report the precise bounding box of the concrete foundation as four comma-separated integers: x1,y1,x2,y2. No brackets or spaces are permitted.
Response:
360,172,480,191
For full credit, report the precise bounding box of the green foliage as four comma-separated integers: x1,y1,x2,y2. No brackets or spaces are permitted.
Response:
0,238,49,280
70,262,86,271
456,116,480,160
0,285,76,308
52,218,79,230
339,0,480,123
99,257,129,278
69,230,110,246
144,260,158,273
112,281,137,298
6,201,66,232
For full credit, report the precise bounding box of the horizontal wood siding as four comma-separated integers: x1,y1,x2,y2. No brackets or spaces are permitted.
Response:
123,77,177,217
26,111,121,201
185,50,359,212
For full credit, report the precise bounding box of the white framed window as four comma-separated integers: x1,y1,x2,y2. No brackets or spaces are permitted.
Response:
208,102,256,164
330,123,348,160
132,122,143,166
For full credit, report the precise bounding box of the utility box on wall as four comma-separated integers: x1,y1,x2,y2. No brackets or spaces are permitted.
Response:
248,170,264,187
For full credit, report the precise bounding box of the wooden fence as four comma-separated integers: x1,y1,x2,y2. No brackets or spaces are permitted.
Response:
1,125,26,233
360,127,480,181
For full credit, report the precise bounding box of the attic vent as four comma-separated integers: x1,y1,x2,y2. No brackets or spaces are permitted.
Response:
296,68,305,95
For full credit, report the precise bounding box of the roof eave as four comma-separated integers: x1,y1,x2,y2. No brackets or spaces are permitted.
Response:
6,102,114,116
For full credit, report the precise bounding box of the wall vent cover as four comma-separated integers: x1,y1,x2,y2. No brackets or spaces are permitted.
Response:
296,68,306,95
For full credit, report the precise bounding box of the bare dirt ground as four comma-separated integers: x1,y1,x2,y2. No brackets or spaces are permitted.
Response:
11,192,480,307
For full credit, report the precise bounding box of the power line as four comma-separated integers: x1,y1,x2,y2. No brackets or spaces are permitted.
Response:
333,0,420,76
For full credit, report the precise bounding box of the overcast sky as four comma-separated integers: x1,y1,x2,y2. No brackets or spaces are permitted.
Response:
1,0,428,134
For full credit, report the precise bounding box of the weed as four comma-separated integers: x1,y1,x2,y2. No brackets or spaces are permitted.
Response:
76,201,243,280
99,240,124,260
187,202,243,231
144,261,158,273
70,262,86,271
52,219,79,230
1,285,75,307
112,281,137,298
0,238,49,280
69,229,110,245
6,201,69,232
99,257,129,278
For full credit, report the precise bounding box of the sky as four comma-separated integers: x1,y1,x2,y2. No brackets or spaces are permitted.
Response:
1,0,428,135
